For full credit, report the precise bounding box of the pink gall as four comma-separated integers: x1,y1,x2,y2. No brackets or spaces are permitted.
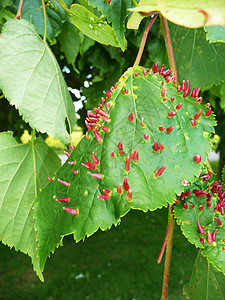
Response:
63,207,79,215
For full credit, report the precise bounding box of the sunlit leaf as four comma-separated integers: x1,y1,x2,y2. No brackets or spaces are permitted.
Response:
0,131,61,281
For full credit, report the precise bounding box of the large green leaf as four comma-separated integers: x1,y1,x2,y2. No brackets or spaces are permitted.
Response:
129,0,225,28
0,131,61,281
14,0,73,39
69,4,120,48
174,171,225,274
35,65,215,270
205,25,225,43
58,21,81,65
87,0,133,51
170,23,225,89
0,19,76,144
184,252,225,299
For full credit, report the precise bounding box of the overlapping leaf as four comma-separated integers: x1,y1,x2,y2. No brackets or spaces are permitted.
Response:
170,23,225,89
69,4,120,48
0,19,76,143
184,251,225,299
87,0,133,51
35,65,215,270
129,0,225,28
58,21,81,65
205,25,225,43
14,0,73,39
0,131,61,281
174,172,225,274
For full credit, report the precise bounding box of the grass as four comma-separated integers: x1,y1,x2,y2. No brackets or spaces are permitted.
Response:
0,208,197,300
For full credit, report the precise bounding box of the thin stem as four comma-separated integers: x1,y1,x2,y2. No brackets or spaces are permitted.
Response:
0,94,5,99
31,129,36,144
133,15,158,67
55,0,70,12
132,0,138,6
161,205,175,300
207,157,213,173
41,0,47,42
157,217,173,264
161,16,179,85
16,0,24,19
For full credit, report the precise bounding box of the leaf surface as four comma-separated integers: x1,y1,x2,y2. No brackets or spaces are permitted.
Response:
129,0,225,28
87,0,133,51
58,21,81,65
0,19,76,143
170,23,225,89
174,172,225,275
69,4,120,48
35,65,215,270
14,0,73,39
0,131,61,281
205,25,225,43
184,251,225,299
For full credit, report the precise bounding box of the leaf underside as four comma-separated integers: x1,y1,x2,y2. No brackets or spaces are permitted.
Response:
0,19,76,143
0,131,61,281
129,0,225,28
184,251,225,299
35,65,215,271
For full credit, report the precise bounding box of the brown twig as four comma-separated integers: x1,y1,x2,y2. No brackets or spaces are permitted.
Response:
161,206,175,300
161,16,179,85
16,0,24,19
157,217,173,264
133,14,158,67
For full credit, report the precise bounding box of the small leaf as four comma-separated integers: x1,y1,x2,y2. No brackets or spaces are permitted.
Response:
0,131,61,281
184,251,225,299
170,23,225,89
0,19,76,143
87,0,133,51
205,25,225,43
14,0,73,39
127,11,148,30
69,4,120,48
58,21,81,65
35,65,215,270
129,0,225,28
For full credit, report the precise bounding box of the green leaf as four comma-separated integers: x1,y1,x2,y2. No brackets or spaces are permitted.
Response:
129,0,225,28
184,251,225,299
86,0,133,51
14,0,73,39
0,0,13,8
205,25,225,43
58,21,81,65
170,23,225,89
127,11,148,30
79,33,95,55
35,65,215,270
174,172,225,274
219,83,225,109
69,4,120,48
0,131,61,281
0,19,76,144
